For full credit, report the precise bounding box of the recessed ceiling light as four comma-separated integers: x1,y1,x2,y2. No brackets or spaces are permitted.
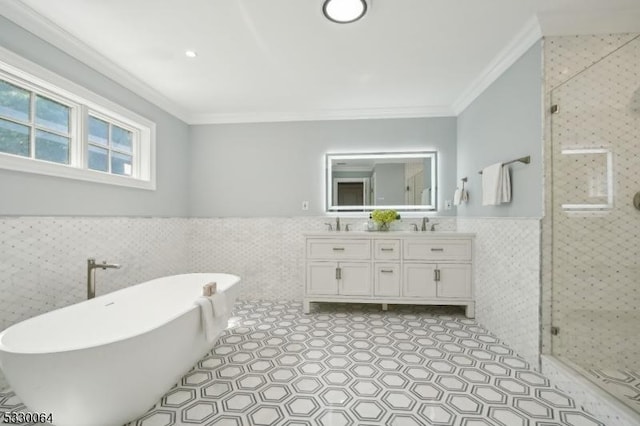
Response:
323,0,367,24
185,50,198,58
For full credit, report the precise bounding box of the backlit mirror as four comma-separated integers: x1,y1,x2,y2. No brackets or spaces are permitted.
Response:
326,151,437,212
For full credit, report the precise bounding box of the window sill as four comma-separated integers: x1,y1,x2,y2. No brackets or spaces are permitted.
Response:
0,152,156,191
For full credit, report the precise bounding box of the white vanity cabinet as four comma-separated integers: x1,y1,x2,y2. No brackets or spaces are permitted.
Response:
305,239,372,297
304,233,475,318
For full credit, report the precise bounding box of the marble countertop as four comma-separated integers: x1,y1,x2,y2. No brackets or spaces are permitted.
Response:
303,231,476,238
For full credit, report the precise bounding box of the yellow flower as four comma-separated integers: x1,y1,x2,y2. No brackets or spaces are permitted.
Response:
371,209,400,224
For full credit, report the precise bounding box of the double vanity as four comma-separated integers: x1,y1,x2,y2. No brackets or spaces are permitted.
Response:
303,231,475,318
314,150,474,317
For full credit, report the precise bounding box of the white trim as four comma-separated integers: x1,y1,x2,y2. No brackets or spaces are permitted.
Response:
0,45,157,190
452,16,542,115
189,105,455,124
0,0,191,123
0,152,154,190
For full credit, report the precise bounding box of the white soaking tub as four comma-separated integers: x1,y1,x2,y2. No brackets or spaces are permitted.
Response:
0,273,241,426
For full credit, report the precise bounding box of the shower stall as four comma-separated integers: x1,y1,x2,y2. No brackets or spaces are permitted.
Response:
548,34,640,421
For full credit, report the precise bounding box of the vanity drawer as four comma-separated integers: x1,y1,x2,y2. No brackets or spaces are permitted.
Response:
374,239,401,260
403,239,472,261
307,239,371,260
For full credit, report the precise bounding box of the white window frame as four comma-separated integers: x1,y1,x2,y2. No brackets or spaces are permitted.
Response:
0,45,156,190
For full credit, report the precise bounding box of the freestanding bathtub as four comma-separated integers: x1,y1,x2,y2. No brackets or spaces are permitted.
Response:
0,273,241,426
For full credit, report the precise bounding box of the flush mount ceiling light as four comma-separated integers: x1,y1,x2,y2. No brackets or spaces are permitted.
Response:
185,50,198,58
323,0,367,24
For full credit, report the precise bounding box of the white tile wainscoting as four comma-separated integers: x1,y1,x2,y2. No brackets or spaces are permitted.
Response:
457,218,542,369
188,217,457,302
0,216,191,390
5,214,552,395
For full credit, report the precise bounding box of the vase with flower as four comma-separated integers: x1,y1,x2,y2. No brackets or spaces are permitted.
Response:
371,209,400,231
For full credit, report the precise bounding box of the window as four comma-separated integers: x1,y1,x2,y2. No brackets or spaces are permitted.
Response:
88,115,134,176
0,47,156,190
0,79,73,165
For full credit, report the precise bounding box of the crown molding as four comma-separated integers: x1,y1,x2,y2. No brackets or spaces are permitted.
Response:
189,105,455,125
0,0,192,123
2,1,544,125
452,16,542,116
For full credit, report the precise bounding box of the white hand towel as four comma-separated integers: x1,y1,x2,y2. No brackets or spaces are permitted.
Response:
210,292,228,318
195,291,228,343
453,188,462,206
195,297,217,343
501,165,511,203
482,163,503,205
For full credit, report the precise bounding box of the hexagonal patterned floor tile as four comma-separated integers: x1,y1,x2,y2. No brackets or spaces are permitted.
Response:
0,301,608,426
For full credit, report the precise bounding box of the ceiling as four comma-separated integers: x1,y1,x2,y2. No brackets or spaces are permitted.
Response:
2,0,640,124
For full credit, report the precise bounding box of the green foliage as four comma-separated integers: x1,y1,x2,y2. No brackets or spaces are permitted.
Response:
371,209,400,224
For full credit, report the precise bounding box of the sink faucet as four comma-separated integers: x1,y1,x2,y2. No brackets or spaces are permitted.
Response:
421,217,430,231
410,223,419,231
87,258,121,299
336,216,341,231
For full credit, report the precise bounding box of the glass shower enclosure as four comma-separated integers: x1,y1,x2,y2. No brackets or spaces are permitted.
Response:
550,35,640,414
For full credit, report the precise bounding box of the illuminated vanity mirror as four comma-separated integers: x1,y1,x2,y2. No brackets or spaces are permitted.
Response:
326,151,437,212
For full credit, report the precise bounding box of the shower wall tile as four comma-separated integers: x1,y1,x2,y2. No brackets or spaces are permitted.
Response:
545,34,639,91
542,33,640,369
457,217,541,368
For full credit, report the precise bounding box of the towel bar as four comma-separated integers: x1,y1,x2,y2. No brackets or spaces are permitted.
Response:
478,155,530,174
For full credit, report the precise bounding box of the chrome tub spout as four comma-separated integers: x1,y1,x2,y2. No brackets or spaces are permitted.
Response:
87,258,122,299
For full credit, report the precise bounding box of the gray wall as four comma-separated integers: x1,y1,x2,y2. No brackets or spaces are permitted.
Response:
189,118,457,217
0,16,190,217
457,41,543,218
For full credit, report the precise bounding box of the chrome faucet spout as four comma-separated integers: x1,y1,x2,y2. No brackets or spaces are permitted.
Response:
99,262,121,270
87,258,122,299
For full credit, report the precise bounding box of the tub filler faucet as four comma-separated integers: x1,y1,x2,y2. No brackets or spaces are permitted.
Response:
87,258,121,299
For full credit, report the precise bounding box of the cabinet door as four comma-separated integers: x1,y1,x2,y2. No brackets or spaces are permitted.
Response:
307,262,339,295
339,262,372,296
374,263,400,297
437,264,472,298
402,263,437,298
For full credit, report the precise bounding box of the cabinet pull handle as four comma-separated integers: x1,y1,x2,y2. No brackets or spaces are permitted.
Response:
435,269,441,281
431,248,444,252
332,247,345,251
381,248,394,252
336,267,342,280
381,269,394,273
